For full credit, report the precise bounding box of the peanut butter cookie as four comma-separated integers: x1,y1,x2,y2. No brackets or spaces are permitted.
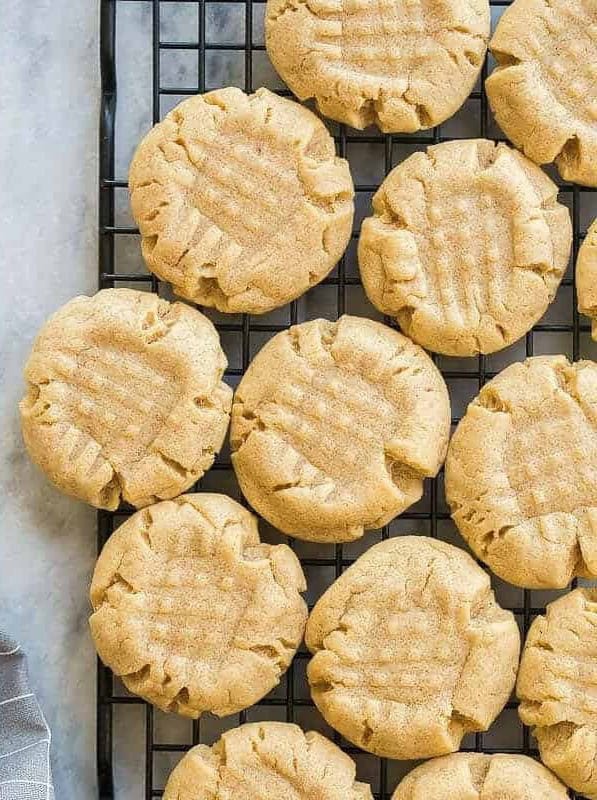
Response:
305,536,520,759
392,753,568,799
358,139,571,356
20,289,231,510
446,355,597,588
90,495,307,717
266,0,490,132
230,316,450,543
129,87,354,313
163,722,373,800
518,588,597,800
577,218,597,337
486,0,597,187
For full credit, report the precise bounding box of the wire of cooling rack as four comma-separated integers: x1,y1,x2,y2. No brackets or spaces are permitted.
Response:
99,1,592,797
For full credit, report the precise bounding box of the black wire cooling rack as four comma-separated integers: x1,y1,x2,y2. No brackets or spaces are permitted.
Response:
98,1,596,797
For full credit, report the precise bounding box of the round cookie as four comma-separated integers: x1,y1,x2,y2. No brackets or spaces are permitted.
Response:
90,494,307,717
20,289,231,510
445,355,597,588
518,588,597,800
305,536,520,759
129,87,354,314
265,0,490,133
163,722,373,800
358,139,571,356
230,315,450,543
577,218,597,338
392,753,568,800
486,0,597,187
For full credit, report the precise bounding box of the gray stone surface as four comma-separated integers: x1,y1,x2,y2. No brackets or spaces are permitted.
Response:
0,2,99,799
1,2,597,799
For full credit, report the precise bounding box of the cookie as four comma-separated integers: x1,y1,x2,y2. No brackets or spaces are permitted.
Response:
163,722,373,800
129,87,354,314
392,753,568,799
90,494,307,717
358,139,571,356
577,218,597,338
20,289,231,510
230,316,450,543
265,0,490,133
446,355,597,588
518,588,597,800
486,0,597,187
305,536,520,759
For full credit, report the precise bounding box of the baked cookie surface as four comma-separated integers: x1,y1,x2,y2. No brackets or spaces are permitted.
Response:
446,355,597,588
20,289,231,510
577,218,597,338
230,316,450,542
265,0,490,132
305,536,520,759
518,588,597,800
392,752,568,799
163,722,373,800
358,139,571,356
90,494,307,717
129,87,354,314
486,0,597,187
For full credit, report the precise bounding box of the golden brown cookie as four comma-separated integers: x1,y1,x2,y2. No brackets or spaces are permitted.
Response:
392,753,568,799
266,0,490,133
20,289,231,510
129,87,354,314
163,722,373,800
486,0,597,187
446,355,597,588
518,588,597,800
358,139,571,356
230,316,450,543
577,218,597,338
305,536,520,759
90,494,307,717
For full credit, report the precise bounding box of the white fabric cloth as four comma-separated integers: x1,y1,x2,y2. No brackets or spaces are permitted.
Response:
0,633,53,800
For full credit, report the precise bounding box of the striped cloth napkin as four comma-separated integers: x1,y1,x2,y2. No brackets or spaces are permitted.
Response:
0,633,53,800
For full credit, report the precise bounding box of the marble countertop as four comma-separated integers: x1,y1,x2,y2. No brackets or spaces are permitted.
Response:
0,3,99,798
2,3,597,800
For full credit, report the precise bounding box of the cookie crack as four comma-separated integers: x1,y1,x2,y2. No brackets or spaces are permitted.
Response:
236,640,294,675
491,48,521,69
555,133,582,172
266,0,309,23
98,570,138,608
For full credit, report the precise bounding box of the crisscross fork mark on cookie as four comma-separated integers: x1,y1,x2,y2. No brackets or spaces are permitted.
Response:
517,589,597,800
130,88,354,313
247,369,403,500
305,537,520,759
184,128,301,248
446,356,597,588
20,289,232,509
163,723,373,800
266,0,490,131
506,403,597,519
493,0,597,126
230,316,450,542
313,0,426,80
486,0,597,185
137,101,305,293
313,0,483,79
90,495,307,718
358,139,571,355
392,753,569,799
40,345,178,460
